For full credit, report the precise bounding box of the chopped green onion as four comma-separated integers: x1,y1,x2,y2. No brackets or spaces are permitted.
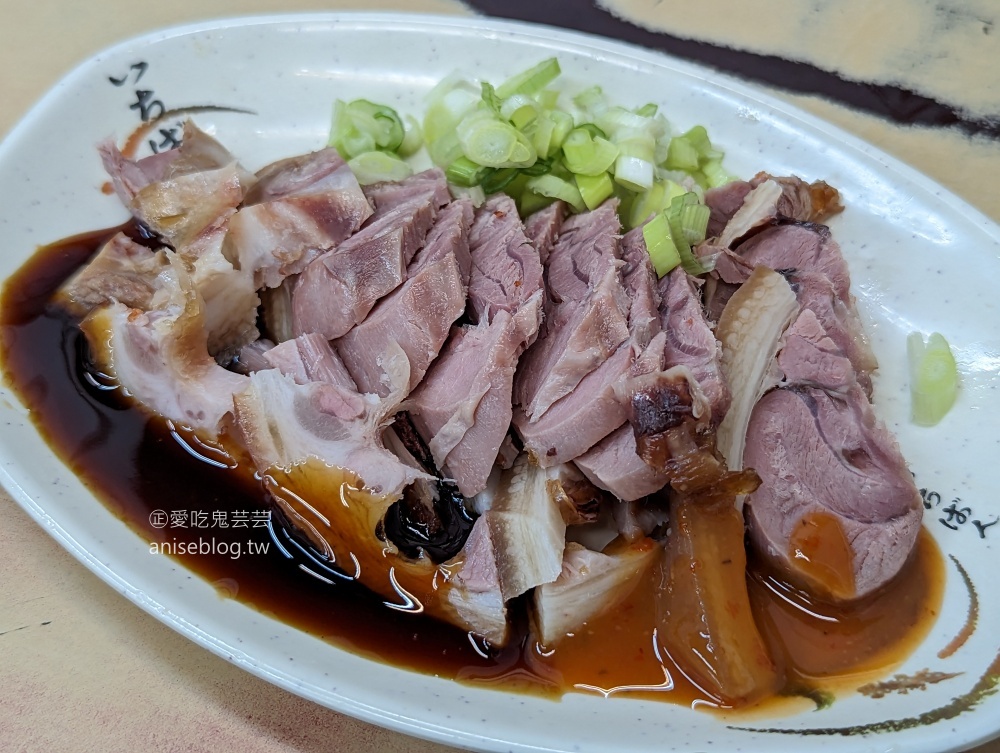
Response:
446,156,491,187
525,173,586,213
347,151,413,185
548,110,575,153
908,332,959,426
667,193,714,275
481,167,521,194
675,202,710,245
573,86,605,111
664,136,701,172
496,58,562,99
562,128,619,176
536,89,560,110
635,103,658,117
642,213,681,277
614,155,655,192
627,181,665,229
456,113,537,168
575,172,614,210
397,115,423,157
702,159,736,188
329,99,405,159
481,82,503,114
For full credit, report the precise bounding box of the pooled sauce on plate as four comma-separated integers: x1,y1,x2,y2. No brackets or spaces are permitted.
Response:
0,225,945,712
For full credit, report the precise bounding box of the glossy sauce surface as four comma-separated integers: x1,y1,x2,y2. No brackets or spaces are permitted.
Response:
0,226,944,712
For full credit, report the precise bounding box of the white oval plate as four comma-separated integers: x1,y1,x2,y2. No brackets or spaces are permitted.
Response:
1,12,999,753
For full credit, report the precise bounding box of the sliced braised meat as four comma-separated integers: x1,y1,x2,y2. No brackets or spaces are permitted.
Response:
56,232,168,317
233,339,274,374
407,294,543,498
263,333,360,391
363,167,451,213
575,424,667,502
620,227,662,344
744,386,923,601
233,368,428,499
291,192,438,340
442,516,509,646
788,270,878,393
544,200,620,304
335,200,472,397
704,173,842,237
657,266,730,426
100,121,255,211
227,147,373,289
467,195,545,324
777,308,856,392
523,201,566,265
515,339,636,467
543,463,604,525
80,262,248,436
716,222,851,301
178,215,261,358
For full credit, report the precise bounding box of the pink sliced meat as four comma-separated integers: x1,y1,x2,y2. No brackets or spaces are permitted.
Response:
574,424,667,502
228,147,373,289
291,193,439,340
523,201,566,265
334,200,473,397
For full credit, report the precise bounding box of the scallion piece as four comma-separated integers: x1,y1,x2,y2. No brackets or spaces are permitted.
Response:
635,103,658,117
525,174,586,213
667,193,714,275
456,113,537,168
642,213,681,277
562,128,619,176
575,172,614,210
907,332,959,426
664,136,700,172
496,57,561,99
348,151,413,185
329,99,405,159
481,167,520,194
446,156,491,187
702,159,736,188
397,115,424,157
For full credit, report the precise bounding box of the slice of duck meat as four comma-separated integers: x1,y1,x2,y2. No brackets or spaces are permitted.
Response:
787,270,878,393
575,424,668,502
743,385,923,601
80,258,248,437
523,200,566,265
704,173,842,237
467,194,545,324
777,308,857,393
406,293,543,498
335,200,473,397
620,227,662,345
657,266,731,427
533,538,658,647
363,167,451,214
291,192,439,340
515,338,637,467
262,332,361,394
56,232,168,318
227,147,374,289
100,121,255,211
543,199,620,305
716,222,852,302
514,265,630,423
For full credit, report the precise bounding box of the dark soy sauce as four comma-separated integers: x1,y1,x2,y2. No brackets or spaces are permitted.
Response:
0,226,944,711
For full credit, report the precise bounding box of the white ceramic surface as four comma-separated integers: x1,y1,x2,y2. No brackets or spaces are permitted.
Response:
0,13,998,753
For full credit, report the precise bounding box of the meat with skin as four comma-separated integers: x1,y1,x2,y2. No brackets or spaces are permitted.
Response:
657,266,731,427
80,258,248,437
56,232,168,317
743,386,923,601
363,168,451,214
704,173,842,238
291,192,439,340
233,369,428,499
227,147,373,289
335,200,472,397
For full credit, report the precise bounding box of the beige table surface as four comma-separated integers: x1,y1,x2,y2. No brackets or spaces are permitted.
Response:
1,1,997,751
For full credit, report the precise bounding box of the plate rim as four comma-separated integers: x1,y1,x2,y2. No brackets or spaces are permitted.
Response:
1,11,999,753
